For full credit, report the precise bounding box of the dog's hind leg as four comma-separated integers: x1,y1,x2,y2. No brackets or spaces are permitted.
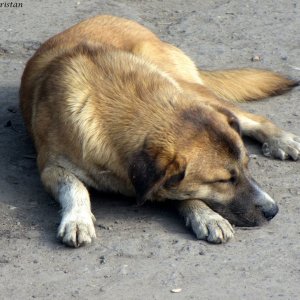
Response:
232,109,300,161
41,165,96,247
178,200,234,243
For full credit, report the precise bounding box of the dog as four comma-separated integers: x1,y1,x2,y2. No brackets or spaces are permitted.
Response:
19,15,300,247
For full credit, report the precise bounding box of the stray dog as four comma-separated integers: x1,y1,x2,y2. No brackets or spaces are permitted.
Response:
20,15,300,247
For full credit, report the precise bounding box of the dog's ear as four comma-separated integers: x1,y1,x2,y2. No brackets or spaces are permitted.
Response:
128,145,186,205
227,115,241,135
213,105,241,135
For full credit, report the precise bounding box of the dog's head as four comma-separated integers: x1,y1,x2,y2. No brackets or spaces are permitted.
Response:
128,105,278,226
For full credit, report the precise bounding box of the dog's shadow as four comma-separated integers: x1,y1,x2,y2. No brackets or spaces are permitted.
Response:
0,85,262,247
0,86,58,245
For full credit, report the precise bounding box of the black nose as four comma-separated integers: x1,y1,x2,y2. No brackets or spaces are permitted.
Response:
263,204,279,221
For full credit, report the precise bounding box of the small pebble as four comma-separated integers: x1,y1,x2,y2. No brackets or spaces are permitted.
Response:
97,224,111,230
7,106,17,113
171,288,182,293
251,55,262,62
99,255,106,264
4,120,12,127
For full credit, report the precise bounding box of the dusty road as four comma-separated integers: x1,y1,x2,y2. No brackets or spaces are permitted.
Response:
0,1,299,299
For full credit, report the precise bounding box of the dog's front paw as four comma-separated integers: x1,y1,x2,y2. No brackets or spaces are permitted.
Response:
58,210,96,247
262,132,300,160
185,210,234,244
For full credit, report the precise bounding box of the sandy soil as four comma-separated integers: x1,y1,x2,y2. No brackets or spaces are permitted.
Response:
0,1,299,299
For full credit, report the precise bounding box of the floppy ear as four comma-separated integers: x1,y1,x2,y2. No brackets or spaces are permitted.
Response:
213,105,241,135
228,115,241,135
128,146,186,205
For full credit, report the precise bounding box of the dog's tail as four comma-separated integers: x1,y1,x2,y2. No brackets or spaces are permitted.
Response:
198,68,299,102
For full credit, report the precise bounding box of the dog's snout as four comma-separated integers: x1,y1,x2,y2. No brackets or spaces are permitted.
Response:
252,183,279,221
262,203,279,220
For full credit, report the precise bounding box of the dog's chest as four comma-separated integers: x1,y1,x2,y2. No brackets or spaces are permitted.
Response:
57,156,135,196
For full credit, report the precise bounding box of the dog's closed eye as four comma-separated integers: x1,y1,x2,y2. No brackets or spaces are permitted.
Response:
213,177,236,184
163,171,185,189
212,173,238,185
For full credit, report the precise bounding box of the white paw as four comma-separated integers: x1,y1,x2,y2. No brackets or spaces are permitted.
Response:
185,210,234,244
262,132,300,160
57,210,96,247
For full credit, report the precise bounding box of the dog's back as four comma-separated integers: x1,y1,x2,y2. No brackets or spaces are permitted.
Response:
21,15,297,134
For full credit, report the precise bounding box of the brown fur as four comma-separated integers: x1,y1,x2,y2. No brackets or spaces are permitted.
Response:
19,15,299,247
199,69,298,102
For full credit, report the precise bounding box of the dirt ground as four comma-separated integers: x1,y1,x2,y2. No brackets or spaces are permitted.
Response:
0,1,299,299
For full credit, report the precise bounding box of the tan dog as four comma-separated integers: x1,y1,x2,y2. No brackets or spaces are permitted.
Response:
20,15,299,247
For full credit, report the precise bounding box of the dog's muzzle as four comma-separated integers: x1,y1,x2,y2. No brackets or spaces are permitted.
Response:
253,183,279,221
